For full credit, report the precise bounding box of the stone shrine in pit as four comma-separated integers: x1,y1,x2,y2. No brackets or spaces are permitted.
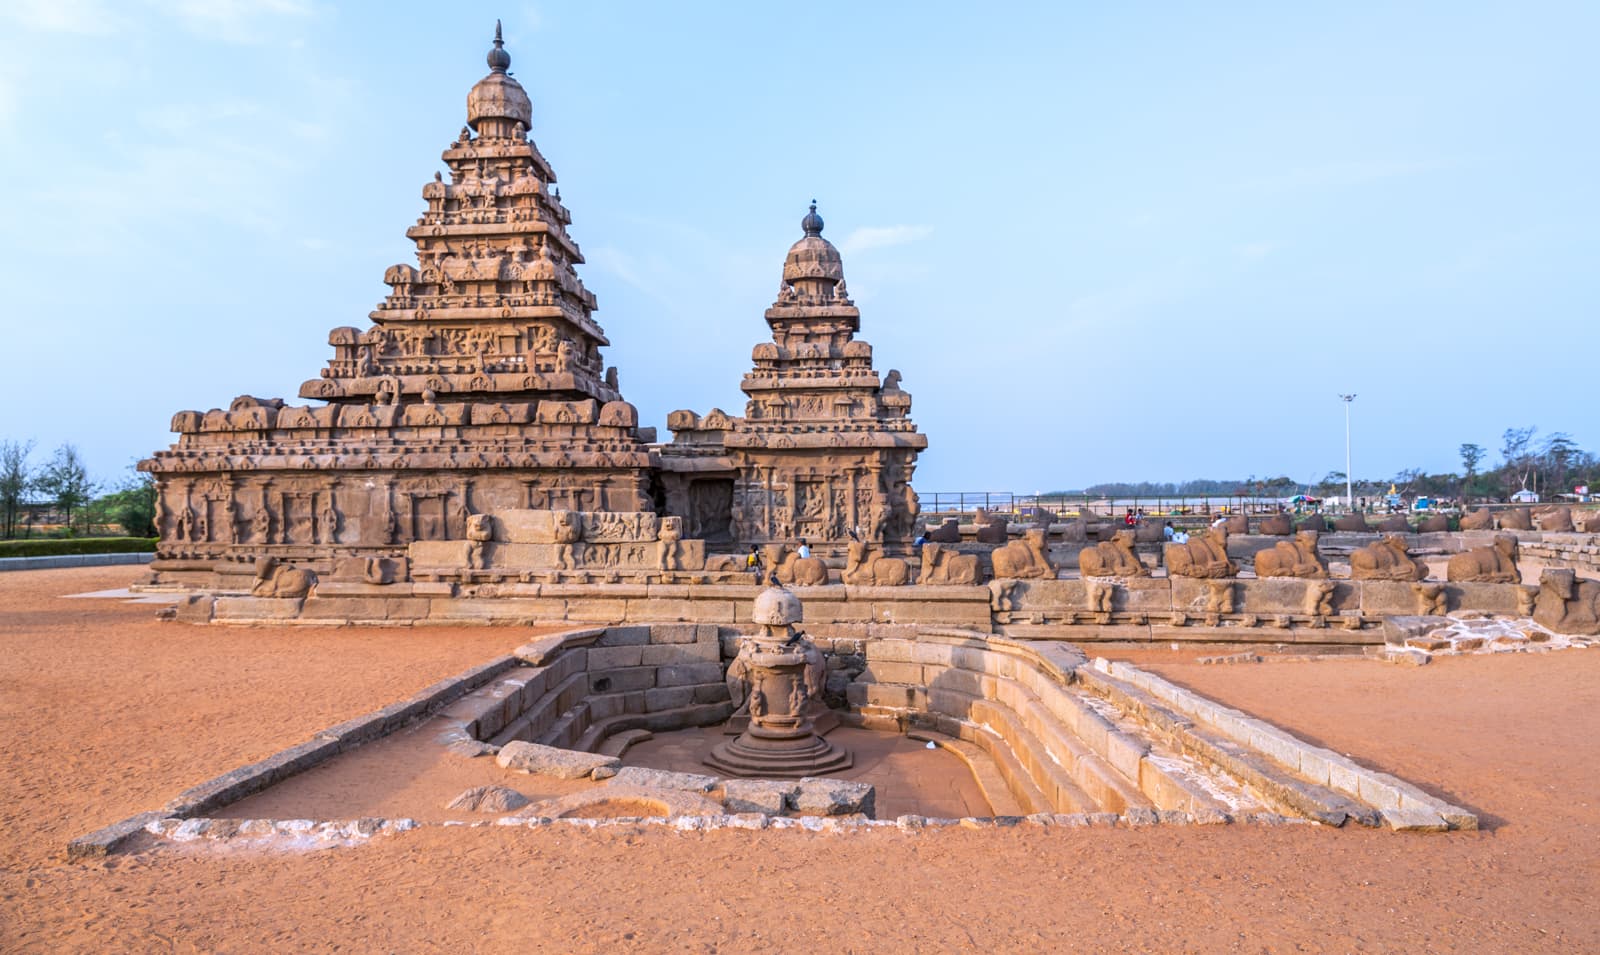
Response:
658,204,927,552
140,26,658,588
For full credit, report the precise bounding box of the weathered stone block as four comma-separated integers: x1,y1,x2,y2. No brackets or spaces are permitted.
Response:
589,666,654,693
792,777,875,817
608,766,719,793
724,778,796,814
863,661,923,685
587,645,644,669
641,641,720,666
644,685,695,711
597,625,651,646
496,740,619,780
654,662,725,687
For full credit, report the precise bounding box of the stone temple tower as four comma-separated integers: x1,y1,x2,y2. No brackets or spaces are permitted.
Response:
659,204,926,551
139,25,656,588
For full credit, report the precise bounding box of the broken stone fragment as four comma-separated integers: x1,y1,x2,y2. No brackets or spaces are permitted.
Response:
722,778,797,815
446,739,499,758
446,785,530,813
607,766,720,793
494,740,620,780
791,777,875,817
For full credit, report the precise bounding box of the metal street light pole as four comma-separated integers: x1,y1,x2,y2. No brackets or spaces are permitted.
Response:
1339,394,1357,512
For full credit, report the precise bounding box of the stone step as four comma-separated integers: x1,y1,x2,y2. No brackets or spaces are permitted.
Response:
907,729,1027,816
597,728,653,758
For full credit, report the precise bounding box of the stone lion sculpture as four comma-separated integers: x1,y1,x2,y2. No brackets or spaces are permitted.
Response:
551,509,582,570
1163,528,1236,579
843,541,910,586
1376,515,1412,533
656,516,683,572
919,542,981,585
1445,533,1520,584
1253,530,1327,579
1349,535,1427,581
1533,569,1600,635
250,556,316,598
1078,530,1148,578
990,527,1056,580
1459,507,1495,530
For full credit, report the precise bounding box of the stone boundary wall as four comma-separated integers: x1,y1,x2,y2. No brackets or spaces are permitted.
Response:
848,631,1229,819
135,808,1321,854
1520,533,1600,573
1089,658,1475,830
0,553,154,573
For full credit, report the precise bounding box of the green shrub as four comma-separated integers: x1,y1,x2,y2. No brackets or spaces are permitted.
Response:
0,537,157,558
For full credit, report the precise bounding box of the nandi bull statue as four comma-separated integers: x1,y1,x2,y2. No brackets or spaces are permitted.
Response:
1349,534,1428,581
1253,530,1328,579
1163,528,1236,579
991,527,1056,579
919,542,981,585
843,540,910,586
1079,529,1149,578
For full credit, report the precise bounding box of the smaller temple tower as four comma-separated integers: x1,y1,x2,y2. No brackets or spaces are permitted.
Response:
659,204,926,552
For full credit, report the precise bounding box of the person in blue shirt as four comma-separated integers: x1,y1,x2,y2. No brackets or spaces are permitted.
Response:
796,539,811,560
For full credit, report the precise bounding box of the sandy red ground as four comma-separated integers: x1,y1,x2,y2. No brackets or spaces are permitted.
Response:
2,566,1597,952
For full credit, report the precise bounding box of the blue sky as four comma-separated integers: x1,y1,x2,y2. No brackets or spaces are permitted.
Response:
1,1,1595,494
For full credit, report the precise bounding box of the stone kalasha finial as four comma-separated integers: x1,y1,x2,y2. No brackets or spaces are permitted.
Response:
487,20,511,73
752,584,802,627
801,200,824,237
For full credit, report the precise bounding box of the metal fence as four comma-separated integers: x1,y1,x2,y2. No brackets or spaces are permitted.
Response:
916,492,1301,521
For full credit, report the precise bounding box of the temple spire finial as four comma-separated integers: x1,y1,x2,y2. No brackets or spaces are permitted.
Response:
487,19,511,73
801,200,824,237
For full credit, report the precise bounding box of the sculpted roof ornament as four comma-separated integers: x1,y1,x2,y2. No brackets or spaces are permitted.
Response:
782,200,844,284
486,19,511,73
467,22,532,131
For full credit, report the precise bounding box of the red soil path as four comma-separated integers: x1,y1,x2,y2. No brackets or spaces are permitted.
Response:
2,567,1596,952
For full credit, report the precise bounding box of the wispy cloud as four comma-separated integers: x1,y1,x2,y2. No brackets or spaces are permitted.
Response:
838,224,933,255
0,0,128,34
1238,241,1278,261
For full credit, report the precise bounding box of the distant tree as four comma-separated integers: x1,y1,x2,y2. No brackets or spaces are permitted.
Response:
0,439,34,539
34,444,96,534
1500,426,1538,497
1458,443,1485,503
87,470,157,537
1542,433,1579,494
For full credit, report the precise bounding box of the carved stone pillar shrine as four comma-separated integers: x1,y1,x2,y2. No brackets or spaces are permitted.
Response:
659,204,926,552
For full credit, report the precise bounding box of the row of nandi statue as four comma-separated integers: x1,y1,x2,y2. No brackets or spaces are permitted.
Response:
1079,527,1527,585
758,528,1051,587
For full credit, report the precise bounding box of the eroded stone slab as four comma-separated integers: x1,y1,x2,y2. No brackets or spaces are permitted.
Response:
446,785,530,813
495,740,619,780
792,777,875,817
